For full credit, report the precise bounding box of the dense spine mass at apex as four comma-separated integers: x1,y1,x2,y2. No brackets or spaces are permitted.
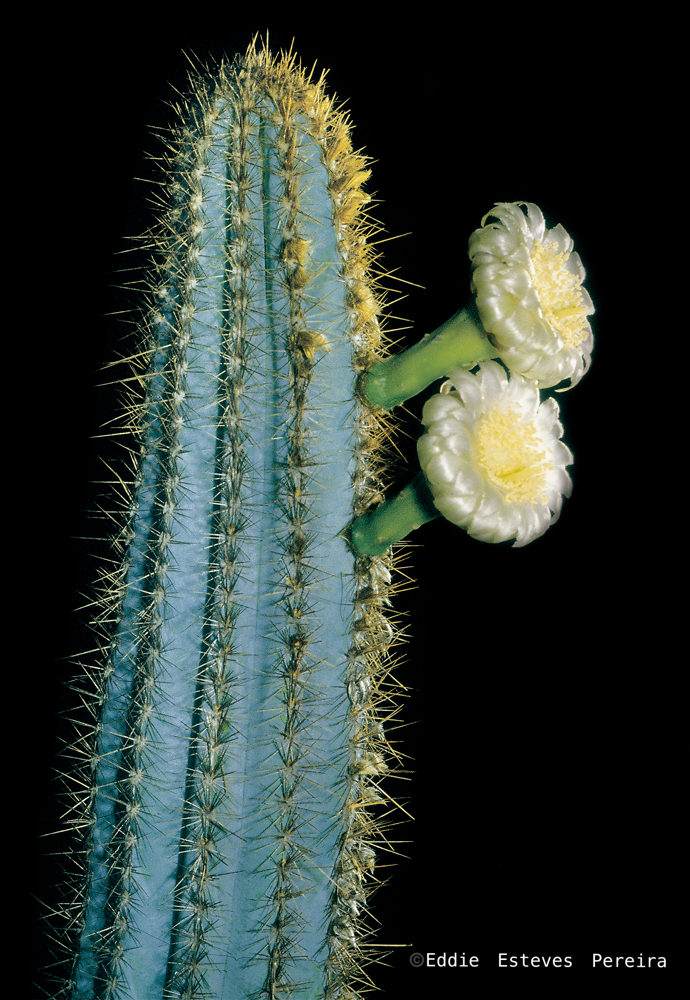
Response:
44,39,410,1000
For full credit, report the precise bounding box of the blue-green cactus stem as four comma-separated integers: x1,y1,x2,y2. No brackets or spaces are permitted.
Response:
48,40,409,1000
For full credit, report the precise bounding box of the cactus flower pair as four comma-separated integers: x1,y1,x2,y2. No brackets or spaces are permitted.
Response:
353,201,594,552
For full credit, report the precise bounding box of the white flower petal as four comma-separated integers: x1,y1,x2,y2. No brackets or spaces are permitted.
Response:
468,491,521,544
450,461,486,498
425,448,461,487
512,502,551,548
544,223,573,255
444,430,473,457
566,250,586,281
474,359,508,407
433,491,482,525
522,202,546,242
535,394,560,428
421,392,462,425
417,433,441,468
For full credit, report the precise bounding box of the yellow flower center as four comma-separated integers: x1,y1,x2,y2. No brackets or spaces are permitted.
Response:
477,405,549,503
530,240,589,347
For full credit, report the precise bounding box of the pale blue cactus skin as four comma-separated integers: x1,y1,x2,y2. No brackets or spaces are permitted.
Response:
53,44,405,1000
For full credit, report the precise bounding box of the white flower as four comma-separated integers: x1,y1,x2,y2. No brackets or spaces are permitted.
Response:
469,202,594,389
417,361,573,547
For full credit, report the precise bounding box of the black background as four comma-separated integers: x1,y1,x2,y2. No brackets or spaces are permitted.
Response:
12,4,683,999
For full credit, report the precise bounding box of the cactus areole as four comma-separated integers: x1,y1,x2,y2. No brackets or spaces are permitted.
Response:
52,40,409,1000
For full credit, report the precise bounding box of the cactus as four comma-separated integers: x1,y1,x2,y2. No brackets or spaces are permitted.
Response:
46,39,410,1000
